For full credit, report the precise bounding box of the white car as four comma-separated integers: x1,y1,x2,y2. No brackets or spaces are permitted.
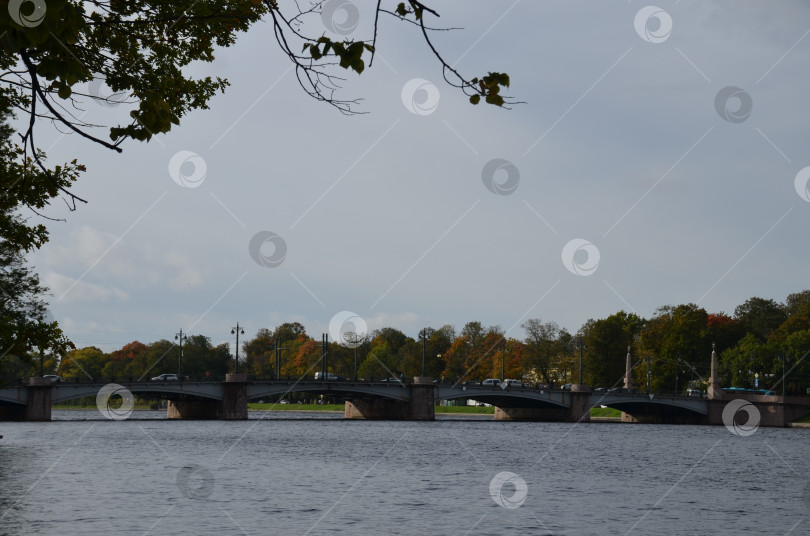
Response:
151,373,180,381
502,379,524,388
482,378,501,386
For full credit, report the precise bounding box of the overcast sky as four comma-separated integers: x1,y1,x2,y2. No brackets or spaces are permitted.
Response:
26,0,810,353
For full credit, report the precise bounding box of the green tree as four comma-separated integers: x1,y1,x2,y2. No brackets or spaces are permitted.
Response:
719,334,771,389
1,1,511,224
734,297,787,342
58,346,108,380
521,319,561,384
582,311,643,389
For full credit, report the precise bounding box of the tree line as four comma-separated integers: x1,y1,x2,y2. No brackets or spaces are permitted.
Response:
3,291,809,396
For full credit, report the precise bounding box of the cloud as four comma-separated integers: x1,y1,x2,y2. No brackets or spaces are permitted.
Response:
45,272,129,304
38,226,204,292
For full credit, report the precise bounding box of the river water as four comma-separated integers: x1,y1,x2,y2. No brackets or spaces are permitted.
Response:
0,410,808,536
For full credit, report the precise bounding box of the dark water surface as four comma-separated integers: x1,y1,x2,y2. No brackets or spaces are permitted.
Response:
1,410,808,535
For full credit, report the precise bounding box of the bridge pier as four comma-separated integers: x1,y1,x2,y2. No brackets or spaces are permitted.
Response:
0,379,53,421
345,377,435,420
167,374,248,420
25,378,52,421
494,388,592,422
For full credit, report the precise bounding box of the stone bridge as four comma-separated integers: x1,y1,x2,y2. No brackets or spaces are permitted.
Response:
2,374,809,426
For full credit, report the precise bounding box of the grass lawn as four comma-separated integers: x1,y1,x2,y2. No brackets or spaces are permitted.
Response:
590,407,622,418
249,403,345,411
796,414,810,424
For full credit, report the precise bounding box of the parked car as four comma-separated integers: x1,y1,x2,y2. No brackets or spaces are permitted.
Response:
314,372,341,380
502,379,524,388
562,383,573,391
482,378,501,386
593,387,607,393
42,374,62,383
150,373,180,381
380,377,402,383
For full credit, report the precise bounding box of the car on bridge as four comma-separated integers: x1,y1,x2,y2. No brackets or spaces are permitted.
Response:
314,372,342,380
150,373,181,381
502,379,524,388
42,375,62,383
482,378,501,386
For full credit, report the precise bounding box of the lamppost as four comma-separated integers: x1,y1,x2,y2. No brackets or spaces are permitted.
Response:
576,337,585,385
646,358,651,395
274,339,288,379
674,354,680,394
174,329,187,379
501,339,507,382
230,322,244,374
343,331,366,381
419,328,432,377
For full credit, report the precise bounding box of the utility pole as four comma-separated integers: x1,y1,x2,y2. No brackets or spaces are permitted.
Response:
175,329,187,379
231,322,244,374
576,337,585,385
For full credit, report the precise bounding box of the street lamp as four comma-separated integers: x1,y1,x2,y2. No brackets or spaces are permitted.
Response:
273,339,288,380
230,322,244,374
576,337,585,385
501,339,507,382
419,328,432,377
646,359,651,395
343,331,366,381
174,329,187,379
